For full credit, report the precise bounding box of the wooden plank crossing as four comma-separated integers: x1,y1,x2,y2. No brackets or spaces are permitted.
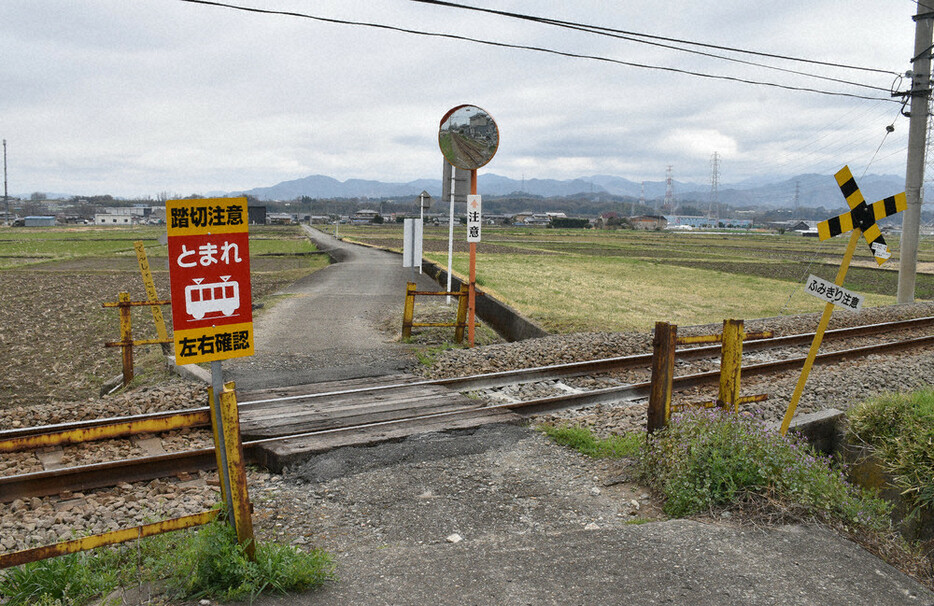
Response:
238,375,520,471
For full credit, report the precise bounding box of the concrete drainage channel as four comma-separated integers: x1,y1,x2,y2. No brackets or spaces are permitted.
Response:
781,409,933,543
419,261,547,342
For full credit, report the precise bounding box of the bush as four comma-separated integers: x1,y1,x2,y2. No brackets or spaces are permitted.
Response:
157,517,334,602
0,514,334,606
848,388,934,513
0,549,120,606
640,409,890,528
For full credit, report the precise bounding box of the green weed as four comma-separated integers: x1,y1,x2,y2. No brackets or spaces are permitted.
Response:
538,424,642,459
848,388,934,513
0,514,334,606
640,409,891,528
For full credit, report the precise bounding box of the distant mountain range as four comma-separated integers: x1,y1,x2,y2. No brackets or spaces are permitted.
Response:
235,172,907,210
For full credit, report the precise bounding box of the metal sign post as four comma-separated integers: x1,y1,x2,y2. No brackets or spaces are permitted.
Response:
403,218,423,283
779,166,906,435
466,187,481,346
418,191,431,274
438,104,499,347
166,196,256,553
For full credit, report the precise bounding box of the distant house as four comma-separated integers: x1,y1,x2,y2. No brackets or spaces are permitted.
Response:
351,209,380,224
24,216,56,227
267,213,296,225
631,215,668,230
94,214,132,225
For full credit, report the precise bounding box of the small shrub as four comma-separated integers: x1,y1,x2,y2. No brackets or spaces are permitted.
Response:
640,409,890,528
848,389,934,513
157,517,334,602
0,550,118,606
538,424,642,459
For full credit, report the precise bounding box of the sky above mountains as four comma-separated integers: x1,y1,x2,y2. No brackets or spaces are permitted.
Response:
0,1,919,198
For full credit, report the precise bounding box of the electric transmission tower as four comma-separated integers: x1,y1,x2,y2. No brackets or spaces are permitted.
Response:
708,152,720,225
664,166,673,213
793,180,800,218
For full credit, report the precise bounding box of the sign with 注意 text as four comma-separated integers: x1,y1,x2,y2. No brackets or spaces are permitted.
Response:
467,195,481,242
166,197,254,364
804,274,862,312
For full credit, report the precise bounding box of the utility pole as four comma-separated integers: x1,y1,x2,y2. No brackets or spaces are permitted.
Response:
898,3,934,304
3,139,8,225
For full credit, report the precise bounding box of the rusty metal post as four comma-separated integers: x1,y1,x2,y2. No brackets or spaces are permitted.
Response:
454,283,469,343
118,292,134,386
647,322,677,433
781,228,861,435
218,382,255,560
206,384,229,507
134,241,170,353
718,319,743,412
402,282,416,340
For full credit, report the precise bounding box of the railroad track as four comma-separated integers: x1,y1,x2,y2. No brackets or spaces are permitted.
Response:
4,315,934,504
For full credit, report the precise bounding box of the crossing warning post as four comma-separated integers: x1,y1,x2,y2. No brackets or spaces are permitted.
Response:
779,166,906,435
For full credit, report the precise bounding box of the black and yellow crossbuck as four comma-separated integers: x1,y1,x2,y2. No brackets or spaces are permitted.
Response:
816,165,907,265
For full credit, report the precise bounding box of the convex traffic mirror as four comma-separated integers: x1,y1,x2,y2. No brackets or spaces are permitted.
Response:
438,105,499,170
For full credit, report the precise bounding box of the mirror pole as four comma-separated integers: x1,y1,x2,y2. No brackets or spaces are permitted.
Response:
468,169,478,347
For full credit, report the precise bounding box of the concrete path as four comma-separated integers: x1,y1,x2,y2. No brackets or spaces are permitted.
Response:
256,522,932,606
224,226,438,390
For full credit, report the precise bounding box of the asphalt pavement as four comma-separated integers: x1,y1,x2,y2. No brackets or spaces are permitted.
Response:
224,226,438,390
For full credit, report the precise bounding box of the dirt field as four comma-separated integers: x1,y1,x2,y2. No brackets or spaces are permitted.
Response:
0,226,328,409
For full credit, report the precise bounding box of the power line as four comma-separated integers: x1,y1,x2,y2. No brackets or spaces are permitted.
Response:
174,0,902,103
411,0,902,77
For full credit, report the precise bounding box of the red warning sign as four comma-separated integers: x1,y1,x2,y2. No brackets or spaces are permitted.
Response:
166,197,254,364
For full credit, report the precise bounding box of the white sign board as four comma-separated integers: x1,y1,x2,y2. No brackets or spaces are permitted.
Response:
805,274,863,312
467,195,482,242
403,218,423,268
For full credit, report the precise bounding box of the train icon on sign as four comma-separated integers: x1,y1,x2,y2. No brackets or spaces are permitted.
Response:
185,276,240,320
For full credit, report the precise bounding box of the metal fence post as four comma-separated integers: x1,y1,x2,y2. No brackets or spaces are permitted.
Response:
218,382,255,560
718,319,743,412
454,283,469,343
402,282,416,339
647,322,677,433
118,292,133,386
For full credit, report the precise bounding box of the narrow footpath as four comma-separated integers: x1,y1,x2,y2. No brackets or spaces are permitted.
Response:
224,226,438,390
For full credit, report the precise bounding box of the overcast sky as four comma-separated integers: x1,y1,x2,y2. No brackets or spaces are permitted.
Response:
0,1,924,198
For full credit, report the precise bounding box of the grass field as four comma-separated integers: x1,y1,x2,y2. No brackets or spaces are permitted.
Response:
0,225,329,407
338,224,934,333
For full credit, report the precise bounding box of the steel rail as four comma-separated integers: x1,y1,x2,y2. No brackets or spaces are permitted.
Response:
3,315,934,452
3,331,934,502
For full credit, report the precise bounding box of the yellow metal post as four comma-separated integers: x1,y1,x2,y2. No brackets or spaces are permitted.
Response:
207,385,229,507
718,319,743,412
647,322,677,433
218,383,255,559
454,283,469,343
134,240,169,348
118,292,133,386
780,229,862,435
402,282,417,339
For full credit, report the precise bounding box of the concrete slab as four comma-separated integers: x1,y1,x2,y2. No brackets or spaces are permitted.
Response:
253,521,933,606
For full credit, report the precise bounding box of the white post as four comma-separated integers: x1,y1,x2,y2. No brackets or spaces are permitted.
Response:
447,166,456,305
419,193,424,274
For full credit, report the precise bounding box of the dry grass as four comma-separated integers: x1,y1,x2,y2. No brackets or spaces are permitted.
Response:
426,252,894,333
0,225,328,408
